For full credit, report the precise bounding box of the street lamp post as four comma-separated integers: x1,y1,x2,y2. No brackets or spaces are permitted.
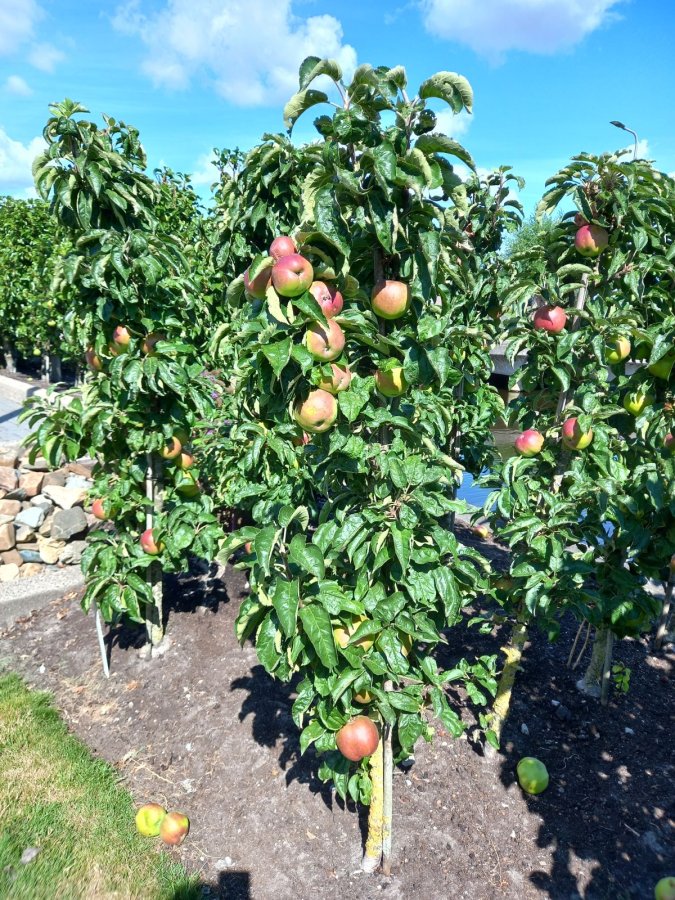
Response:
610,121,639,160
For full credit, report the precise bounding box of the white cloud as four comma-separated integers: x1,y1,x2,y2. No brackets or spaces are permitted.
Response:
4,75,32,96
112,0,357,106
27,41,65,72
420,0,623,60
0,128,44,194
190,151,219,187
0,0,42,55
435,108,471,139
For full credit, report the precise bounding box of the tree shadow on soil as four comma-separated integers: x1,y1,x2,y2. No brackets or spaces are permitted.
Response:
105,560,232,657
495,622,674,899
230,662,396,852
172,870,252,900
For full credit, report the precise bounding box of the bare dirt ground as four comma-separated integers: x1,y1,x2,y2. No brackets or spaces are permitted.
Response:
1,532,673,900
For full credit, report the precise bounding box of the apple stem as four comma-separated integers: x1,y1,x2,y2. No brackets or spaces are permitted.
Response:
381,681,394,875
487,621,528,747
145,451,164,647
600,629,615,706
654,574,673,651
361,733,384,873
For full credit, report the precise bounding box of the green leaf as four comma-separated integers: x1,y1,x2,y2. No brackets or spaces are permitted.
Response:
284,89,329,132
415,133,474,168
299,57,343,91
300,719,325,754
289,534,325,579
299,604,338,669
272,578,300,638
262,337,292,378
256,612,281,673
418,72,473,113
254,525,277,576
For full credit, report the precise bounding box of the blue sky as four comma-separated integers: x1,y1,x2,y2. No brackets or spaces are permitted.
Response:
1,0,674,215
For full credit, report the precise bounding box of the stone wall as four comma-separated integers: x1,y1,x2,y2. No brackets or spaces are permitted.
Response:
0,444,96,583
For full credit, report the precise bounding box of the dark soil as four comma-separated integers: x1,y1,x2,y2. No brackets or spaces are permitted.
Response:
0,530,673,900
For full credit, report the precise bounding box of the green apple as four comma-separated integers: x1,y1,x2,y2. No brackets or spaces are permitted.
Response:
623,388,655,416
655,876,675,900
517,757,549,794
135,803,166,836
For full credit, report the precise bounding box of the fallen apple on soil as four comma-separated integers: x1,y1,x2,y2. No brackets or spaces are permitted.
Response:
655,876,675,900
517,757,549,794
135,803,166,836
159,811,190,846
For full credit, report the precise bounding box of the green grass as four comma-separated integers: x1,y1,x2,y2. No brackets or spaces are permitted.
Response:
0,673,200,900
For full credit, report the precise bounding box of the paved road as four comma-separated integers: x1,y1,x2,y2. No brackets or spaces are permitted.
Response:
0,396,30,445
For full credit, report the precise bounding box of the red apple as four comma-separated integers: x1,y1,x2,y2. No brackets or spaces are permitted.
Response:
371,280,410,320
562,417,593,450
533,305,567,334
515,429,544,457
85,347,102,372
142,332,166,355
308,280,343,318
317,363,352,394
135,803,166,837
375,367,406,397
336,716,379,762
575,224,609,258
291,431,311,447
271,253,314,297
269,235,297,261
244,264,272,300
304,319,345,362
293,389,338,433
670,554,675,574
159,811,190,846
112,325,132,351
664,433,674,453
91,498,109,521
140,528,163,555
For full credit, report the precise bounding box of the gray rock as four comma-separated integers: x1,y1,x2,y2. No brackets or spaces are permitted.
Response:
0,514,14,527
58,540,87,565
15,526,37,543
20,847,40,865
42,485,86,510
65,474,92,490
41,470,67,488
14,506,46,530
19,549,42,564
30,495,53,512
4,487,26,502
51,506,88,541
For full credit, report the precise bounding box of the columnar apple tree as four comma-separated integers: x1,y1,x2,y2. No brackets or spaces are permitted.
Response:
0,196,74,378
218,58,502,873
482,150,674,725
22,101,221,646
